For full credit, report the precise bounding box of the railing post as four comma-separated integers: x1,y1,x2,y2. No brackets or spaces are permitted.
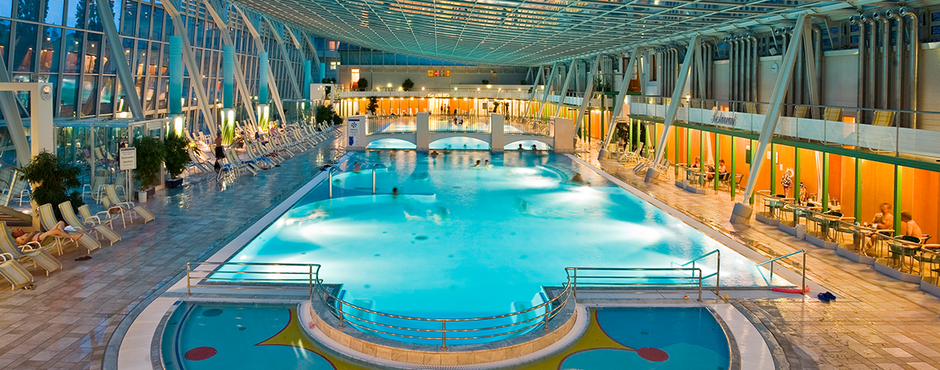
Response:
770,261,774,282
572,269,578,300
308,265,313,300
186,262,191,295
441,321,448,351
338,301,345,328
716,251,721,298
801,251,806,295
698,269,703,302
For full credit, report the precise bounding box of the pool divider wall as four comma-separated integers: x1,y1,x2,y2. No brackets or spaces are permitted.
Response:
299,300,584,366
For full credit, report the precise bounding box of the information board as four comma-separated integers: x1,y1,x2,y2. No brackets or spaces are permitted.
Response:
119,147,137,171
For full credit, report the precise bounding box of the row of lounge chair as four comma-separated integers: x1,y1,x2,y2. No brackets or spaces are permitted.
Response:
0,184,155,290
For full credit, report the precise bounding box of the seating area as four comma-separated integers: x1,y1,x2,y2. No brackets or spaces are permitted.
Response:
0,124,342,292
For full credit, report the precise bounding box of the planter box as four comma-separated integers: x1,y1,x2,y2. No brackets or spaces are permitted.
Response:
755,213,779,226
165,178,183,189
874,260,922,283
921,278,940,299
805,233,837,249
778,223,805,239
836,246,876,265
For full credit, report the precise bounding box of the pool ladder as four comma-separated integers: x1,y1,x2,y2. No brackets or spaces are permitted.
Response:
756,249,806,292
673,250,721,297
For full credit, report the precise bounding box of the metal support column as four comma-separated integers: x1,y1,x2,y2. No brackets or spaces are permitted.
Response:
202,0,259,127
714,133,720,191
730,136,737,199
854,158,862,222
599,47,639,159
95,0,144,119
649,34,701,181
536,62,559,119
299,33,323,82
770,143,777,195
893,164,902,236
0,57,31,165
794,147,801,202
732,14,809,224
162,0,217,137
822,153,830,212
574,55,601,133
263,16,303,99
555,59,577,118
232,4,287,126
524,65,544,118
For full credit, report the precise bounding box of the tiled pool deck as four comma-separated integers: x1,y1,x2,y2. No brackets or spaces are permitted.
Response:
0,138,938,369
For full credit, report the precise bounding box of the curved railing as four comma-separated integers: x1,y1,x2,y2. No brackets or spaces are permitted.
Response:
315,278,573,350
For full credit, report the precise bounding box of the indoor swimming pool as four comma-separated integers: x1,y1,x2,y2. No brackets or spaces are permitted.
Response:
222,151,784,328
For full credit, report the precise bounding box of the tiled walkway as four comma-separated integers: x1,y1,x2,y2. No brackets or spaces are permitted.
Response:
0,139,344,370
0,138,938,370
589,154,940,370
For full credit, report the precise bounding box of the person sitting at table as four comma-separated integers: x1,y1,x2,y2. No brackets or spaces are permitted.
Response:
865,202,894,248
691,157,700,169
899,211,924,241
799,182,808,204
717,160,729,181
705,165,716,181
781,168,794,198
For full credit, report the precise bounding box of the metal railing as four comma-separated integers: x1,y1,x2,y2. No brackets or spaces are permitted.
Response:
565,267,704,301
316,280,572,350
756,249,806,291
673,250,720,296
185,262,321,299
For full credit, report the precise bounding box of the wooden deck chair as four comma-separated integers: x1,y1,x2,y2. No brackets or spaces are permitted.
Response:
872,110,895,127
78,204,116,229
132,206,155,224
59,201,121,246
745,102,757,114
823,107,842,121
101,197,131,227
793,105,808,118
0,253,34,290
75,233,101,255
105,185,134,210
0,223,61,275
37,204,73,255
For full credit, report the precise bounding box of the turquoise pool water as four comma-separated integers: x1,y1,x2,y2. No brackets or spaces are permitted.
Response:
162,303,731,370
229,151,782,320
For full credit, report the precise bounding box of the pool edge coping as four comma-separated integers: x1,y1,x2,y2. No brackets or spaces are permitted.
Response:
116,152,352,370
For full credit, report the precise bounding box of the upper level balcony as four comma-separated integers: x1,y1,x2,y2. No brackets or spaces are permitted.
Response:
626,96,940,167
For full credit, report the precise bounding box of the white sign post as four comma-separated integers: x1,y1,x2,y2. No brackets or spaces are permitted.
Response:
119,147,137,203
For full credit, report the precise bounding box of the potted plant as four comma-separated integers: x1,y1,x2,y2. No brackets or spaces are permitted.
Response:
356,77,369,91
163,132,190,189
133,136,165,202
401,78,414,91
20,151,83,221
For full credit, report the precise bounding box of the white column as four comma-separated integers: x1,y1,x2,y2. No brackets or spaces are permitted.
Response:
731,14,809,224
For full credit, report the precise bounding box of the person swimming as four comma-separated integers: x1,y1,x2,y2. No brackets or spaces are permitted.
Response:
392,187,399,196
531,144,538,151
473,160,481,167
430,150,439,157
442,148,451,154
518,143,524,151
484,159,491,168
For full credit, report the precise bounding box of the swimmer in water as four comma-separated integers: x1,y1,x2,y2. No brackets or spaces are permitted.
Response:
353,162,362,172
518,143,524,151
473,160,481,167
442,148,451,154
484,159,491,168
392,187,399,196
430,150,439,157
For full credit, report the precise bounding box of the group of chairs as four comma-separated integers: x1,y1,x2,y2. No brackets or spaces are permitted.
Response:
0,184,155,290
188,123,341,182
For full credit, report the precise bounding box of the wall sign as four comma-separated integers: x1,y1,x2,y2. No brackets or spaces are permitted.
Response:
119,147,137,171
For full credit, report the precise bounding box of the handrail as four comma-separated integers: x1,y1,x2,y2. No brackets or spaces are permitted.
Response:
756,249,806,291
676,250,720,296
315,278,572,350
185,261,321,299
565,267,704,301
